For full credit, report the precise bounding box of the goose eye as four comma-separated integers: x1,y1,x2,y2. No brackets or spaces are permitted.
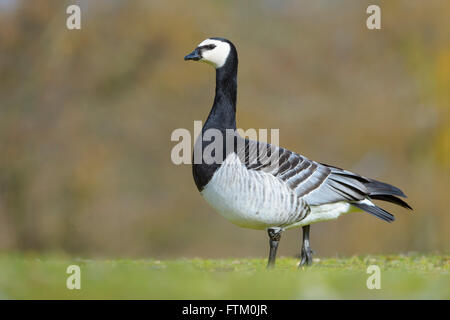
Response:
203,44,216,50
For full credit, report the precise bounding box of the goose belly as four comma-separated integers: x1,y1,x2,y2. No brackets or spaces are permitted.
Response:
285,202,351,229
200,153,308,229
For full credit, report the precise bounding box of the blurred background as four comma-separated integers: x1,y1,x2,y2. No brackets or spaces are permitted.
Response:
0,0,448,259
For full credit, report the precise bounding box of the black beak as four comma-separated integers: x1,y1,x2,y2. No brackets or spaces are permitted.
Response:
184,49,201,61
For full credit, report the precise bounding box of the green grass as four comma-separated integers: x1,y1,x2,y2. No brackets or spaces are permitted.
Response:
0,253,448,299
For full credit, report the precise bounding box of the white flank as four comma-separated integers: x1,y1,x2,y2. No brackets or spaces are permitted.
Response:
359,198,376,206
286,202,351,229
198,39,231,68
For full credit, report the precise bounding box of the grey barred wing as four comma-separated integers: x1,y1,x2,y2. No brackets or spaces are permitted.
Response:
236,138,369,206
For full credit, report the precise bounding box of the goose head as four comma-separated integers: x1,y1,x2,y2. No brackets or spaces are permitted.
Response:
184,38,237,69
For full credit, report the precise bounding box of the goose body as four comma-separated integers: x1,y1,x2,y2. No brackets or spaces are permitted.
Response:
184,38,411,267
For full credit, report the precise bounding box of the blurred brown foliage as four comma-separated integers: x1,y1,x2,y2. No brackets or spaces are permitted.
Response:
0,0,449,258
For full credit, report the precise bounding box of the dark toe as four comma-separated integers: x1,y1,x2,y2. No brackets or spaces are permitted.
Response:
298,248,314,268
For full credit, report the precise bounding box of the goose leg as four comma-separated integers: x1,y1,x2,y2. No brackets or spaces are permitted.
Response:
299,225,314,267
267,227,282,268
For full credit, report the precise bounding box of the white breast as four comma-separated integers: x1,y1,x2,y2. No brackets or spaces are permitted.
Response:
200,153,308,229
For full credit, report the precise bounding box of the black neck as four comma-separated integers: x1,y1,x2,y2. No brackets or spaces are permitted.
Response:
192,46,239,191
202,58,238,132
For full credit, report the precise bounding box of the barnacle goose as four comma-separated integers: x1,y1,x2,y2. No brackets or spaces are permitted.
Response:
184,38,412,268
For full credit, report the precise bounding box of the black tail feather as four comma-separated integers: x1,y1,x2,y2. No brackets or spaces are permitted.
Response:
324,164,412,216
363,178,412,211
365,179,407,198
352,202,395,222
369,194,412,210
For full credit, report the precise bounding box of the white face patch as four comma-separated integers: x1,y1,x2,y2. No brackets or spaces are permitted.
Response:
197,39,231,69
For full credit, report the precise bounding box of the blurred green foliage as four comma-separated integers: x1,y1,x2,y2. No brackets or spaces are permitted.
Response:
0,1,449,259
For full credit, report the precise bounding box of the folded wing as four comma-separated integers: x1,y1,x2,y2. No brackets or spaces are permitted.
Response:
236,138,411,222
